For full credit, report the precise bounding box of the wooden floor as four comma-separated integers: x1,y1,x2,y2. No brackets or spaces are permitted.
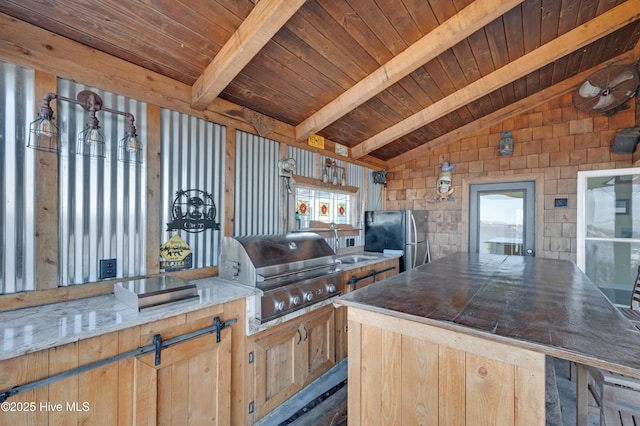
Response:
288,386,347,426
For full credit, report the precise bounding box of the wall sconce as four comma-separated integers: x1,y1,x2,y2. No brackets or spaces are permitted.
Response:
322,158,346,186
28,90,141,163
499,130,513,156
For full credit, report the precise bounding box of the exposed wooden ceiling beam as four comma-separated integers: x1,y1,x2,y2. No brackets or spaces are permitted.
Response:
294,0,524,142
351,0,640,160
191,0,306,110
0,12,387,172
386,50,639,168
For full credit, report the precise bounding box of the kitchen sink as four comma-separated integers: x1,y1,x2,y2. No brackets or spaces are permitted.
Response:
337,255,379,264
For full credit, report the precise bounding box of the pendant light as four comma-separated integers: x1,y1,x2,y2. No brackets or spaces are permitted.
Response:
77,95,106,158
28,93,60,152
118,119,143,164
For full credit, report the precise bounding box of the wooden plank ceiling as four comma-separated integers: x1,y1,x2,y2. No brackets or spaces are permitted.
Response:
2,0,639,169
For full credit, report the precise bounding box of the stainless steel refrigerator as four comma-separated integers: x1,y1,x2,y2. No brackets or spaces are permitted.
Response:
364,210,430,272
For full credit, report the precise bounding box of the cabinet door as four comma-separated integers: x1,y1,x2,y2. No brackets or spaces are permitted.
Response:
342,258,399,293
342,266,375,294
252,321,306,418
133,329,231,426
250,305,337,421
375,258,399,282
302,305,335,386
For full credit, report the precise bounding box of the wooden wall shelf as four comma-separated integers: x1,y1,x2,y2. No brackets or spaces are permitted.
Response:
297,227,361,237
291,174,359,193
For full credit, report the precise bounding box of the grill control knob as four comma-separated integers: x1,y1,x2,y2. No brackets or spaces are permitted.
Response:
274,300,286,312
290,295,301,305
303,291,313,302
326,284,336,293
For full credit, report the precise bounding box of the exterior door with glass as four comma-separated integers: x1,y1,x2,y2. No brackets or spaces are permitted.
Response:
469,181,536,256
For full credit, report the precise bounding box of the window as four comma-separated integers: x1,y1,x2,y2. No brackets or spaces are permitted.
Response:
290,172,360,232
577,168,640,305
295,187,351,228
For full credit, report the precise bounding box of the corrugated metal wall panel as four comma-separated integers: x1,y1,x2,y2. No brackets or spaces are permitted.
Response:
0,61,36,293
287,145,316,178
346,162,365,245
234,131,280,236
160,110,225,269
58,80,147,285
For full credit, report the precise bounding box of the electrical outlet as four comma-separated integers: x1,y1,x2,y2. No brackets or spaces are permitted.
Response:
99,259,117,279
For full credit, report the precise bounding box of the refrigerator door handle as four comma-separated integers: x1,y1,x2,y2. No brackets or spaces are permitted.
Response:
410,214,418,269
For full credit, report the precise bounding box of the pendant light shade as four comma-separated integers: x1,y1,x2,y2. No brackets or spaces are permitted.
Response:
28,94,60,152
117,118,143,164
77,111,106,158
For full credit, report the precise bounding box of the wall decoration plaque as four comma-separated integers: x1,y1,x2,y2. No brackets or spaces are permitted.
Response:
167,189,220,233
159,234,193,271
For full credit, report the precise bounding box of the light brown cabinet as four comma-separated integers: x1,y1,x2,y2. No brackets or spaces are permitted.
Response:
0,300,244,426
336,257,399,362
247,304,335,423
340,258,399,294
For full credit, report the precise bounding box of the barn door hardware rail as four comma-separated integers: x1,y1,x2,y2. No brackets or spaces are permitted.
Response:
150,316,236,366
346,266,396,289
0,316,236,402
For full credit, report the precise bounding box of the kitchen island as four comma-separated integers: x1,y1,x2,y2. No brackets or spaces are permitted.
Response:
334,252,640,425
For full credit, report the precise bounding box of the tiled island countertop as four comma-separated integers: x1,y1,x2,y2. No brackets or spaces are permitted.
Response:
336,252,640,378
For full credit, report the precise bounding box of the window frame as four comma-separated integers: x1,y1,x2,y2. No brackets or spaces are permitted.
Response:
577,167,640,306
291,174,360,230
468,180,536,256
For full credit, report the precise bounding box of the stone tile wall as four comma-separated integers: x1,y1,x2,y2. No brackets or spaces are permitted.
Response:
385,93,637,261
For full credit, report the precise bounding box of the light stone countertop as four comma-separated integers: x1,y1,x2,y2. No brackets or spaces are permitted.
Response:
0,251,401,361
0,277,255,361
334,251,401,270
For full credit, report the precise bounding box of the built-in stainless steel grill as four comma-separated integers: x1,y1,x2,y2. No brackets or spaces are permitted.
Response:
219,233,341,323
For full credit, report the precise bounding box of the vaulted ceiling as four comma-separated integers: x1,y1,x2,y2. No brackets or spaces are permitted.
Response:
2,0,639,168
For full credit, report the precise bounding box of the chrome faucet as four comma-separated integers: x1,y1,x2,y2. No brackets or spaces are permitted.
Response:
330,223,340,254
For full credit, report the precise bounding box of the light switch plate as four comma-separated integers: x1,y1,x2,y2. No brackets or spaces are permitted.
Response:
554,198,568,208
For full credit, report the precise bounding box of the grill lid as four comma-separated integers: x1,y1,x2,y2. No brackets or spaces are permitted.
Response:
233,232,334,268
219,233,337,286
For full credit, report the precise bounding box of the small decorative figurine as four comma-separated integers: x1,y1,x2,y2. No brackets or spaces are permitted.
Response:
436,161,456,202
